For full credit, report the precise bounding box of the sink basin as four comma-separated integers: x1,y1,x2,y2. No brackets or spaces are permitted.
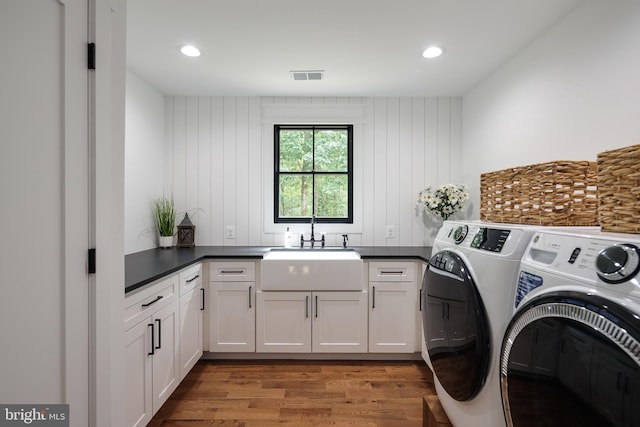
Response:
261,249,364,291
264,248,361,261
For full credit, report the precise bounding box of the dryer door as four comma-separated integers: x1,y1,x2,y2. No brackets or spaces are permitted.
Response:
501,292,640,427
422,250,490,401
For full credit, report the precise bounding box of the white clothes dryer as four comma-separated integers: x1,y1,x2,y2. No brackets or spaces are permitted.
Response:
421,221,541,427
501,228,640,427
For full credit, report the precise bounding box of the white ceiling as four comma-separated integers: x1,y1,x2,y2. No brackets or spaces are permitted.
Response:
126,0,583,97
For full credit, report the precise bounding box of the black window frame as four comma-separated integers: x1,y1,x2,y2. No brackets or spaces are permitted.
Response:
274,124,354,224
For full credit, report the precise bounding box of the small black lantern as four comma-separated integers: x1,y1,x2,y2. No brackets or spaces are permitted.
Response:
177,213,195,248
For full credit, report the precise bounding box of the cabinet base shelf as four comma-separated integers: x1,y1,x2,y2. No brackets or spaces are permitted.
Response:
201,352,422,361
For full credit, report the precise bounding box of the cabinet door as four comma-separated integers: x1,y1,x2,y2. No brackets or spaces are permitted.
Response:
152,299,180,412
507,325,534,373
124,319,152,427
558,325,593,403
209,282,256,352
179,285,204,380
591,343,624,426
531,319,561,377
312,291,368,353
369,282,417,353
624,366,640,427
257,292,311,353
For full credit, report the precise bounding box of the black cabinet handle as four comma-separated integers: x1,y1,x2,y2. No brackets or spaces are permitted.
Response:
221,270,244,274
141,295,163,308
419,288,422,311
186,274,200,283
148,323,155,356
155,319,161,350
200,288,205,311
315,295,318,318
305,295,309,318
442,302,450,320
372,286,376,309
248,286,252,308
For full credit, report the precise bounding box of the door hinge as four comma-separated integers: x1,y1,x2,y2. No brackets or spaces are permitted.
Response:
88,248,96,274
88,43,96,70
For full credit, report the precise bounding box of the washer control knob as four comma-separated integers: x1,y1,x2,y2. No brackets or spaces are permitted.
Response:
453,225,468,244
596,244,640,284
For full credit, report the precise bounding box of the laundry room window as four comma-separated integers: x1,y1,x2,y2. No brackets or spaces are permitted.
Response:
274,124,353,223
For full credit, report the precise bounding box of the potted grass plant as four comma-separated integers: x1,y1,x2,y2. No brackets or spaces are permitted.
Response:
154,195,175,248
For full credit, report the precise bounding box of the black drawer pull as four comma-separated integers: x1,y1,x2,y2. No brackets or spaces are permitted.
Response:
186,274,200,283
200,288,205,311
141,295,163,308
380,270,404,275
220,270,245,274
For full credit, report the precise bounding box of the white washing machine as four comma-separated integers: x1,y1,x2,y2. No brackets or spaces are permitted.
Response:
421,220,541,427
501,228,640,427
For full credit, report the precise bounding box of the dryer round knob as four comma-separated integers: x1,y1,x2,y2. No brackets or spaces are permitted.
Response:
596,244,640,284
453,225,468,244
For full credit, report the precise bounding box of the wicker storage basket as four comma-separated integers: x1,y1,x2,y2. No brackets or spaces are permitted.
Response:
597,144,640,233
480,161,598,226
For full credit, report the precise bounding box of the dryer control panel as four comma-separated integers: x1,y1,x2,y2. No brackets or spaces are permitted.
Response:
522,230,640,299
435,221,535,260
445,224,511,252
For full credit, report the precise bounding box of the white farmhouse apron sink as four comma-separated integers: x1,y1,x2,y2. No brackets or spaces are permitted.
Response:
260,249,364,291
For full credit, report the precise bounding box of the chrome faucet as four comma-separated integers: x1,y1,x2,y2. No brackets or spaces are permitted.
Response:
300,215,325,248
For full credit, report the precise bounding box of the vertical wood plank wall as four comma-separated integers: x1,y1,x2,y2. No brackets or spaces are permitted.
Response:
165,96,461,247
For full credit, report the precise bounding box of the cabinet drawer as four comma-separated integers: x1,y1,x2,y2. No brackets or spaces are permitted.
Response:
368,262,416,282
179,263,202,296
125,275,178,331
210,261,255,282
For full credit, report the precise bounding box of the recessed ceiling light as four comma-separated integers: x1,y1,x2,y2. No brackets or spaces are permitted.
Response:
179,45,201,57
422,46,445,59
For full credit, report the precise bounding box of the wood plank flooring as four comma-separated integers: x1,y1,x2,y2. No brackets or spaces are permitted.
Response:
149,360,440,426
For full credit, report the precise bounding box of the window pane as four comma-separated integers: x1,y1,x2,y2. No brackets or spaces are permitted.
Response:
279,174,313,218
279,129,313,172
314,174,349,218
314,129,348,172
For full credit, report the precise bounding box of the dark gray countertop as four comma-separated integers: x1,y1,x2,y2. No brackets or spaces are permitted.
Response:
125,246,432,294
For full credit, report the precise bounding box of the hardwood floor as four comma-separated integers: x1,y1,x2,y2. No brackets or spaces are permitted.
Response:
149,360,439,426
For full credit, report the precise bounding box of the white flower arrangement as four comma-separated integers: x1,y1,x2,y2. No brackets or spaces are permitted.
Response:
417,183,469,221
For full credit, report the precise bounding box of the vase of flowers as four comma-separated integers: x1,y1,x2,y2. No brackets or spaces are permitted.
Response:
417,184,469,221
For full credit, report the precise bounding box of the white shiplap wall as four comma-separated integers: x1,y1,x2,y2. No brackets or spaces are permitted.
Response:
165,96,461,247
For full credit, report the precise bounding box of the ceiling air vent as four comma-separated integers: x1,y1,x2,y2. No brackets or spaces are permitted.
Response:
290,70,324,81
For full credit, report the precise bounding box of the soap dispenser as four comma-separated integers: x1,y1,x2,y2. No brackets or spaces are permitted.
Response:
284,227,294,248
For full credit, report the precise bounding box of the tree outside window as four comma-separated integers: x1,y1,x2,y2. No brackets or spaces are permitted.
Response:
274,125,353,223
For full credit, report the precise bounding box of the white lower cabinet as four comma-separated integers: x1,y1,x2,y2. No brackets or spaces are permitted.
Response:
208,261,256,352
178,263,204,380
313,291,368,353
368,261,418,353
208,282,256,352
256,291,368,353
124,276,180,427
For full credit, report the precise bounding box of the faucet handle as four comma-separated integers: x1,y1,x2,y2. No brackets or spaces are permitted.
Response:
342,234,349,248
